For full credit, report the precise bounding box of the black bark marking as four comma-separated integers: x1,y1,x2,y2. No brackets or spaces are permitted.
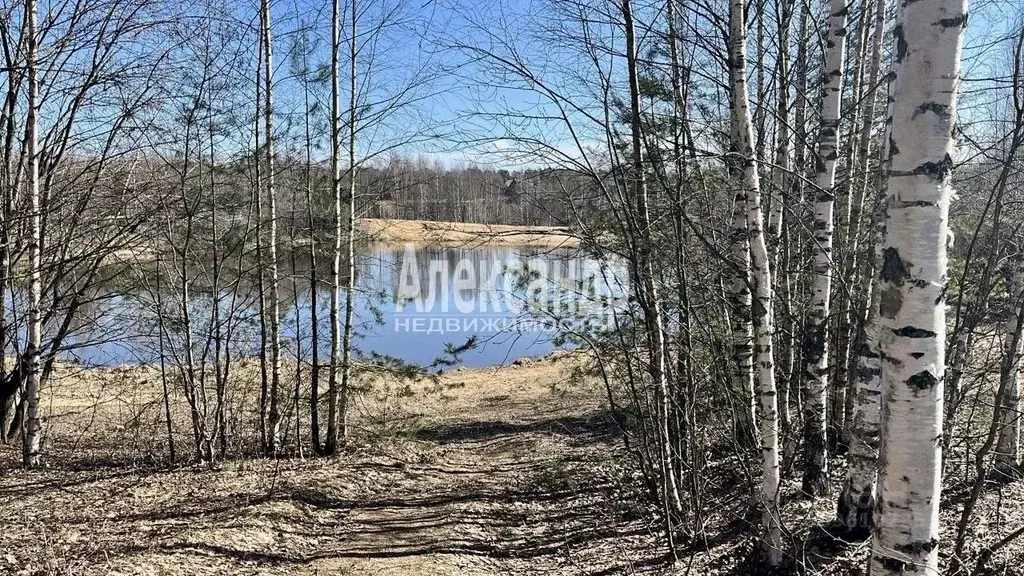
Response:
888,136,900,157
937,13,968,28
895,538,939,554
858,341,881,359
895,24,908,63
752,297,768,323
855,363,882,380
881,247,911,285
912,153,954,181
907,371,939,391
894,326,936,338
914,102,951,121
881,557,909,571
891,199,937,208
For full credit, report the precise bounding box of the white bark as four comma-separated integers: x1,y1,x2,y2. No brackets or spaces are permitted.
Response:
833,5,873,451
770,0,793,440
802,0,848,497
339,0,358,442
729,0,781,564
261,0,283,454
995,253,1024,474
729,181,757,447
23,0,42,468
326,0,343,454
838,0,888,533
869,0,967,570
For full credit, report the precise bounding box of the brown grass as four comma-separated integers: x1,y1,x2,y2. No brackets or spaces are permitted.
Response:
1,355,1023,575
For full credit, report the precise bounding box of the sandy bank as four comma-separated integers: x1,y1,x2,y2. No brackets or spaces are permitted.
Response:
357,218,580,249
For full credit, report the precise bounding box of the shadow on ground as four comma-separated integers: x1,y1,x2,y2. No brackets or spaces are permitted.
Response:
0,409,671,575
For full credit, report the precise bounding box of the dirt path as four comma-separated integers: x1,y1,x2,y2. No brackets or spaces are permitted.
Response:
0,358,662,575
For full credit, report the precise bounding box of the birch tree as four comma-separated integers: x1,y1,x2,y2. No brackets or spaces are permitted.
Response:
728,107,756,449
325,0,343,455
22,0,41,467
729,0,781,563
339,0,359,443
869,0,967,570
260,0,283,453
622,0,683,549
801,0,848,497
837,0,889,533
996,250,1024,475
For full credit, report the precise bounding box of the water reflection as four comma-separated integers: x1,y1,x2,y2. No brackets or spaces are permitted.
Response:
22,244,626,368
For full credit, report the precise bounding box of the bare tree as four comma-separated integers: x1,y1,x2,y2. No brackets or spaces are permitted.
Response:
728,0,781,562
801,0,849,498
22,0,40,467
870,0,967,570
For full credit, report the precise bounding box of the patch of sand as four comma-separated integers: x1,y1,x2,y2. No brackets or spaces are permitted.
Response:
357,218,581,249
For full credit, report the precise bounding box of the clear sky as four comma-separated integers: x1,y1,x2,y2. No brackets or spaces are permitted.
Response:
17,0,1021,168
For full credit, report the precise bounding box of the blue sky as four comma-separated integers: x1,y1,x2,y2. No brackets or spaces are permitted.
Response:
16,0,1022,168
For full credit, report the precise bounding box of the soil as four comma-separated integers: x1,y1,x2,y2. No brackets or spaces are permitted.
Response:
0,357,663,575
1,356,1023,575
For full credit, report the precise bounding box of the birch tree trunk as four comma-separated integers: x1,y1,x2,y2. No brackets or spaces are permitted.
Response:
338,0,358,443
770,0,794,440
23,0,42,468
728,77,755,448
302,46,322,454
995,252,1024,475
786,3,810,445
325,0,343,454
725,0,757,445
839,241,884,534
837,0,890,533
729,183,757,449
801,0,848,497
869,0,967,570
208,106,226,460
155,250,176,463
768,0,791,274
254,26,269,453
729,0,781,563
842,0,888,445
261,0,283,454
831,5,871,454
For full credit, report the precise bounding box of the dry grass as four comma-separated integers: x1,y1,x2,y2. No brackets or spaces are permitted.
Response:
0,356,666,576
1,355,1023,574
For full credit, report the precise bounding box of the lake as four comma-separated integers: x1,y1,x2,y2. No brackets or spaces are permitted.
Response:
44,244,626,369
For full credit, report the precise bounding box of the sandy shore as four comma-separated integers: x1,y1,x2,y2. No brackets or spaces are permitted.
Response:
100,219,581,267
357,218,580,249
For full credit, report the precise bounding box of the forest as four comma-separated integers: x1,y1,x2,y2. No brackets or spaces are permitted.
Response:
0,0,1019,573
